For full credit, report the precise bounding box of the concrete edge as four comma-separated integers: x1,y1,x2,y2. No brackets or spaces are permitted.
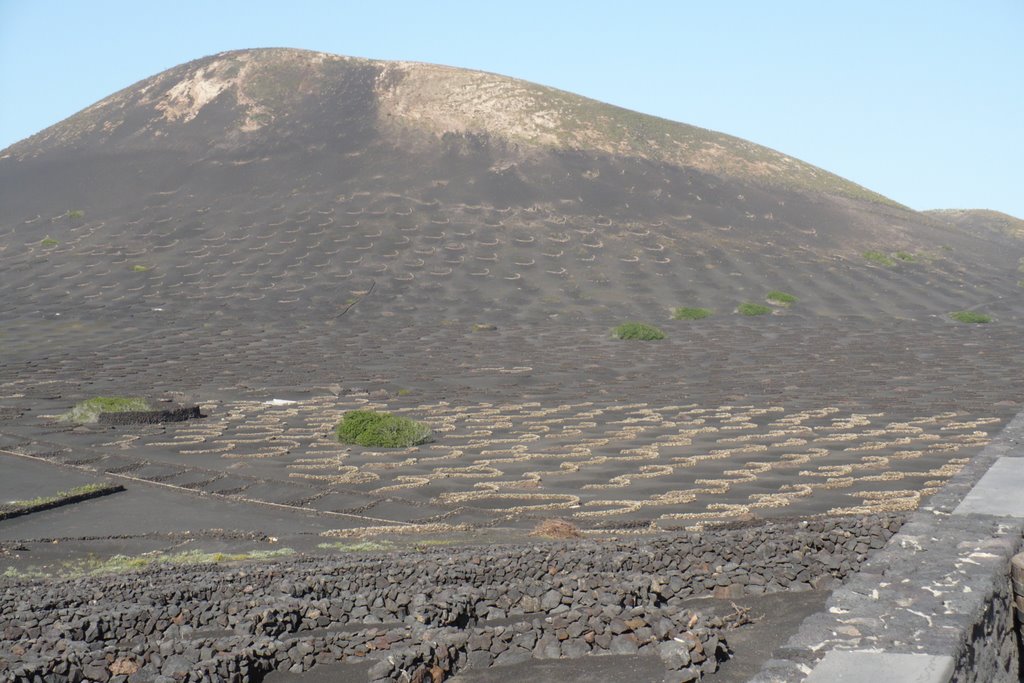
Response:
804,651,955,683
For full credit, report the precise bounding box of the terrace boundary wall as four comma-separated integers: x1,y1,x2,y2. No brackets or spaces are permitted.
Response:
1,513,902,682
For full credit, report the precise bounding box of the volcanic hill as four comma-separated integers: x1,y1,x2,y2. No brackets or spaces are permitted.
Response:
2,47,1021,325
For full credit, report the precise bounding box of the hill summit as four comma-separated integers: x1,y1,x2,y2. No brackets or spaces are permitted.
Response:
7,48,887,203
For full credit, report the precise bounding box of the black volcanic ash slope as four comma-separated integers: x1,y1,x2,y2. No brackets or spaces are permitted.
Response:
1,47,1021,323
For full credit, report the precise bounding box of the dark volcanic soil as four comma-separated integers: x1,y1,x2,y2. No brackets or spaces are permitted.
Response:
1,312,1021,558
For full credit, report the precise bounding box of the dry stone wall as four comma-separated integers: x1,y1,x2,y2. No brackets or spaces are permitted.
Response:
0,514,902,682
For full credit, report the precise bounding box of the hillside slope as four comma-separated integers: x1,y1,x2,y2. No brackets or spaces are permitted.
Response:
0,48,1021,324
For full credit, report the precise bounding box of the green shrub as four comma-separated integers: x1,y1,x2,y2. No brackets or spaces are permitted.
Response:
63,396,150,423
737,303,772,316
611,322,666,340
67,210,84,219
335,410,434,448
40,236,59,248
766,291,797,305
949,311,991,324
863,251,896,267
894,251,916,262
131,264,149,272
672,307,712,320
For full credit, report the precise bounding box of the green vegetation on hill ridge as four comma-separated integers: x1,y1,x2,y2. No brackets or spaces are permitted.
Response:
949,311,991,324
672,307,712,320
738,303,772,316
611,322,666,340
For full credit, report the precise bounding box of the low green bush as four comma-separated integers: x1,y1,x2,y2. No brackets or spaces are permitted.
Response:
949,311,991,324
611,322,666,340
766,291,797,305
672,307,712,320
863,251,896,267
335,410,434,448
737,303,772,316
64,396,150,423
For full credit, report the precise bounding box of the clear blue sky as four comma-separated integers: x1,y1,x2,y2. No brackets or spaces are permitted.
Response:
2,1,1021,216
